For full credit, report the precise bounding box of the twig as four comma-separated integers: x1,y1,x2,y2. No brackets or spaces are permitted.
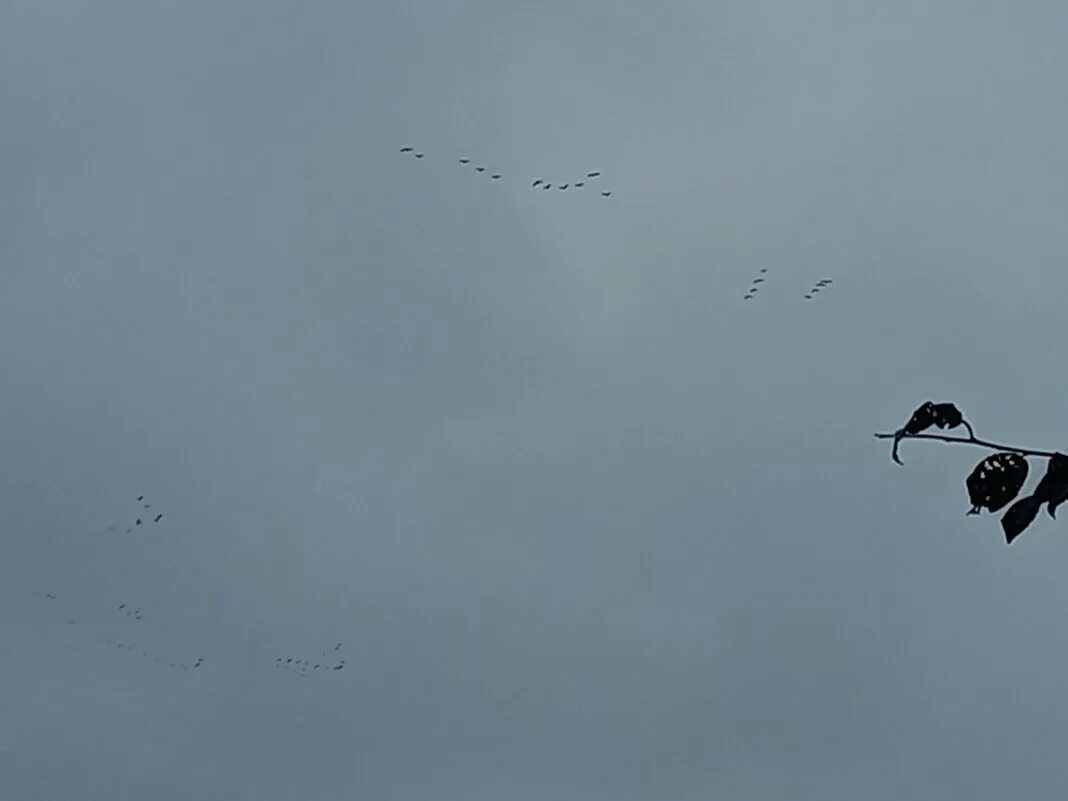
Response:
873,430,1058,461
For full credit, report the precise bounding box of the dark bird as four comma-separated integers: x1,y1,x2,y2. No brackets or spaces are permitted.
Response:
314,664,321,670
475,166,485,172
491,174,501,179
586,172,601,178
601,191,612,197
137,496,144,501
194,658,203,668
575,182,585,188
459,158,470,164
154,514,162,523
334,642,342,651
118,604,126,610
532,179,543,187
811,287,821,293
760,268,768,273
414,153,424,159
286,658,292,664
135,518,142,526
1001,453,1068,543
333,663,345,670
804,294,812,299
752,278,765,284
400,147,413,153
559,184,568,190
743,294,753,300
543,184,552,190
143,504,149,508
45,593,55,600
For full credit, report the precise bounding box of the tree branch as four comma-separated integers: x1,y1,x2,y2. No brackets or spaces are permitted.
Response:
873,430,1058,460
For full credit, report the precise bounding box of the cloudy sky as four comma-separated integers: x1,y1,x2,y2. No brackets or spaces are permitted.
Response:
4,1,1068,798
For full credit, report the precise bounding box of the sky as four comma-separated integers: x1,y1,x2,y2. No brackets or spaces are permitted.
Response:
4,1,1068,798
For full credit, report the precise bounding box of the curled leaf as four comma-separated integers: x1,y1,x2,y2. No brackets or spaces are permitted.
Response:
965,452,1029,515
930,403,964,430
1000,454,1068,543
902,402,939,435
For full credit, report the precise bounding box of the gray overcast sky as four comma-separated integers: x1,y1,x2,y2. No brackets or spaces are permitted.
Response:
4,1,1068,798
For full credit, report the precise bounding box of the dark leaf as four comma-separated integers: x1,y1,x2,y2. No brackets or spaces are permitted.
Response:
930,402,964,430
965,452,1029,514
1002,496,1042,544
902,402,938,435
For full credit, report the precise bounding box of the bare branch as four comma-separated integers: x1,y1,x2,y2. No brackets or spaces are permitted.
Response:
873,430,1058,460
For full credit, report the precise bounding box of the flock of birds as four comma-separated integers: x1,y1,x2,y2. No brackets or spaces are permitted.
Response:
741,270,836,302
400,146,838,301
102,494,163,533
399,146,615,198
32,495,349,682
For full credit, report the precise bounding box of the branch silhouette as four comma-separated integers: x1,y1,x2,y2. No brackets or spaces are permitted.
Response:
876,401,1067,545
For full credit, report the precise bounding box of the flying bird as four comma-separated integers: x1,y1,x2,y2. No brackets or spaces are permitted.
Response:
804,294,813,299
491,174,501,179
400,147,413,153
586,172,601,178
575,182,585,188
543,184,552,190
154,514,162,523
752,278,765,284
137,495,144,501
475,166,485,172
459,158,470,164
760,268,768,273
601,191,612,197
414,153,424,159
743,295,753,300
532,179,542,187
135,518,142,526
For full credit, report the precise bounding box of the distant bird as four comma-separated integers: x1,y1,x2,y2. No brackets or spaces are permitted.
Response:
154,514,162,523
137,495,144,501
334,642,342,651
760,268,768,273
601,191,612,197
475,166,485,172
286,658,292,664
399,147,413,153
194,658,203,668
743,294,753,300
575,182,585,188
45,593,55,600
491,174,501,179
586,172,601,178
532,179,543,187
135,518,142,526
459,158,470,164
333,663,344,671
559,184,569,190
804,294,812,299
118,604,126,610
543,184,552,190
811,287,821,293
414,153,424,159
752,278,765,284
314,664,321,670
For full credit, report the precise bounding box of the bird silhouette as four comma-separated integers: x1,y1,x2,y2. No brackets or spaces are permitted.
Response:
135,518,142,526
532,179,543,187
154,514,162,523
459,158,470,164
543,184,552,190
559,184,568,190
414,153,424,159
475,166,485,172
804,294,812,299
575,182,585,188
399,147,413,153
601,191,612,197
752,278,765,284
137,496,144,501
491,174,501,179
587,172,601,178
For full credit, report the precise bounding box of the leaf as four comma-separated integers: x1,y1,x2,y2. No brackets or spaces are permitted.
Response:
902,402,939,435
1002,496,1041,544
965,452,1029,514
930,403,964,430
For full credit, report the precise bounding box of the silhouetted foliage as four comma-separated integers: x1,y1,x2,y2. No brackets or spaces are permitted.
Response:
965,453,1029,515
875,403,1063,545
